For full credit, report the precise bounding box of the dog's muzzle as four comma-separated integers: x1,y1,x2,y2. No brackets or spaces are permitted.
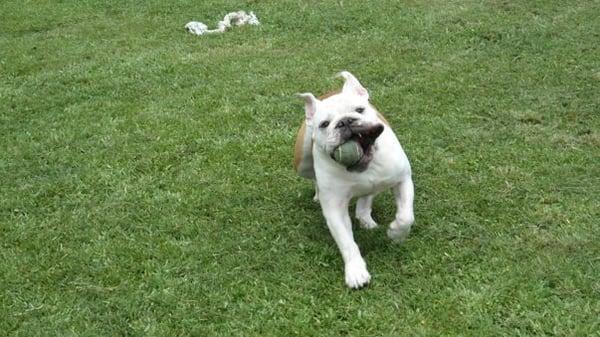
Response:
332,117,385,172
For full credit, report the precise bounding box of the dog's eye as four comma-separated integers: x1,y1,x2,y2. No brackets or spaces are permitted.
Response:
319,120,330,128
355,107,365,114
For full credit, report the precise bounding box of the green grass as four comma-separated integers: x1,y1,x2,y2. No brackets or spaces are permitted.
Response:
1,0,599,335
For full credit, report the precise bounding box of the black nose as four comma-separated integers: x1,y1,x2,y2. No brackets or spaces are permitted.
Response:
335,117,357,129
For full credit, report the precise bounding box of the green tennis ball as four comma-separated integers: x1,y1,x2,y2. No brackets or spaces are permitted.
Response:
333,140,364,167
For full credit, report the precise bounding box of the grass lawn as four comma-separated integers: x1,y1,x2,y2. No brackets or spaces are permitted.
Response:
1,0,599,335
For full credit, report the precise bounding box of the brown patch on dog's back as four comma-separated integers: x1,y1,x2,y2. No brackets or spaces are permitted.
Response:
374,108,390,127
293,120,307,171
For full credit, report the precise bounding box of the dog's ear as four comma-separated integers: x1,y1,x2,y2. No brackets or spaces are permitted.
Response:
338,71,369,99
297,93,319,126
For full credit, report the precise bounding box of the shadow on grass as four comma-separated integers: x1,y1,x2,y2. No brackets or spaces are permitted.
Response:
290,185,414,262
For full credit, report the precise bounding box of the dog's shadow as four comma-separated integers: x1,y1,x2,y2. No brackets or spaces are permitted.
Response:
293,186,410,259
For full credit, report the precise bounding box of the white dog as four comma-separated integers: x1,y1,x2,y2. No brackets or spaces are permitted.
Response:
294,71,415,288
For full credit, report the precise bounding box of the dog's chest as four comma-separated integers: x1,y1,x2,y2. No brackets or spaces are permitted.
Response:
314,128,411,197
348,160,404,196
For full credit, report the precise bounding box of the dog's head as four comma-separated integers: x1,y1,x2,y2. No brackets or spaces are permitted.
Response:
299,71,385,172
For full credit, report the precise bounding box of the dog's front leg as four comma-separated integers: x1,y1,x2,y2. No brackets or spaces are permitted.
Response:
388,176,415,242
320,195,371,289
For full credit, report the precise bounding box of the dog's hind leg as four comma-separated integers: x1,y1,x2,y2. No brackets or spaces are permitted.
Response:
355,194,378,229
388,177,415,242
313,183,319,202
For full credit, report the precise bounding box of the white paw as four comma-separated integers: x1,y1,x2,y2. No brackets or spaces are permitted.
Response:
344,259,371,289
387,217,413,243
357,215,378,229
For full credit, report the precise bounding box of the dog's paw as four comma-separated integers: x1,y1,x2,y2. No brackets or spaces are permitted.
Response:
387,217,413,243
357,215,378,229
344,259,371,289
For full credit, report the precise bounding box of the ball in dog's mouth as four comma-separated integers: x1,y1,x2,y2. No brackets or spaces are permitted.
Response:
332,140,364,167
332,123,384,171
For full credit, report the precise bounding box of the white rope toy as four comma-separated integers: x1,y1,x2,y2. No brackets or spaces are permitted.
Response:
185,11,260,35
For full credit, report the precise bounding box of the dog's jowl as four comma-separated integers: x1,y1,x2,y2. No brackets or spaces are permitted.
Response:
294,71,414,289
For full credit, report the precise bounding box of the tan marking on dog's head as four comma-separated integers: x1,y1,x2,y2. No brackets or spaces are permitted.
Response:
318,90,341,100
322,91,390,127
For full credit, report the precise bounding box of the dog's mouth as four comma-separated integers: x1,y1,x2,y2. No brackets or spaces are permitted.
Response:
333,123,385,172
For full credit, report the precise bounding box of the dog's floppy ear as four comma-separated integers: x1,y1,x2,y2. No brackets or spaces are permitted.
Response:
297,93,319,126
338,71,369,99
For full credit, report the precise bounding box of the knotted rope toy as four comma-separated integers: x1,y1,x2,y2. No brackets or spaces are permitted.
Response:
185,10,260,35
